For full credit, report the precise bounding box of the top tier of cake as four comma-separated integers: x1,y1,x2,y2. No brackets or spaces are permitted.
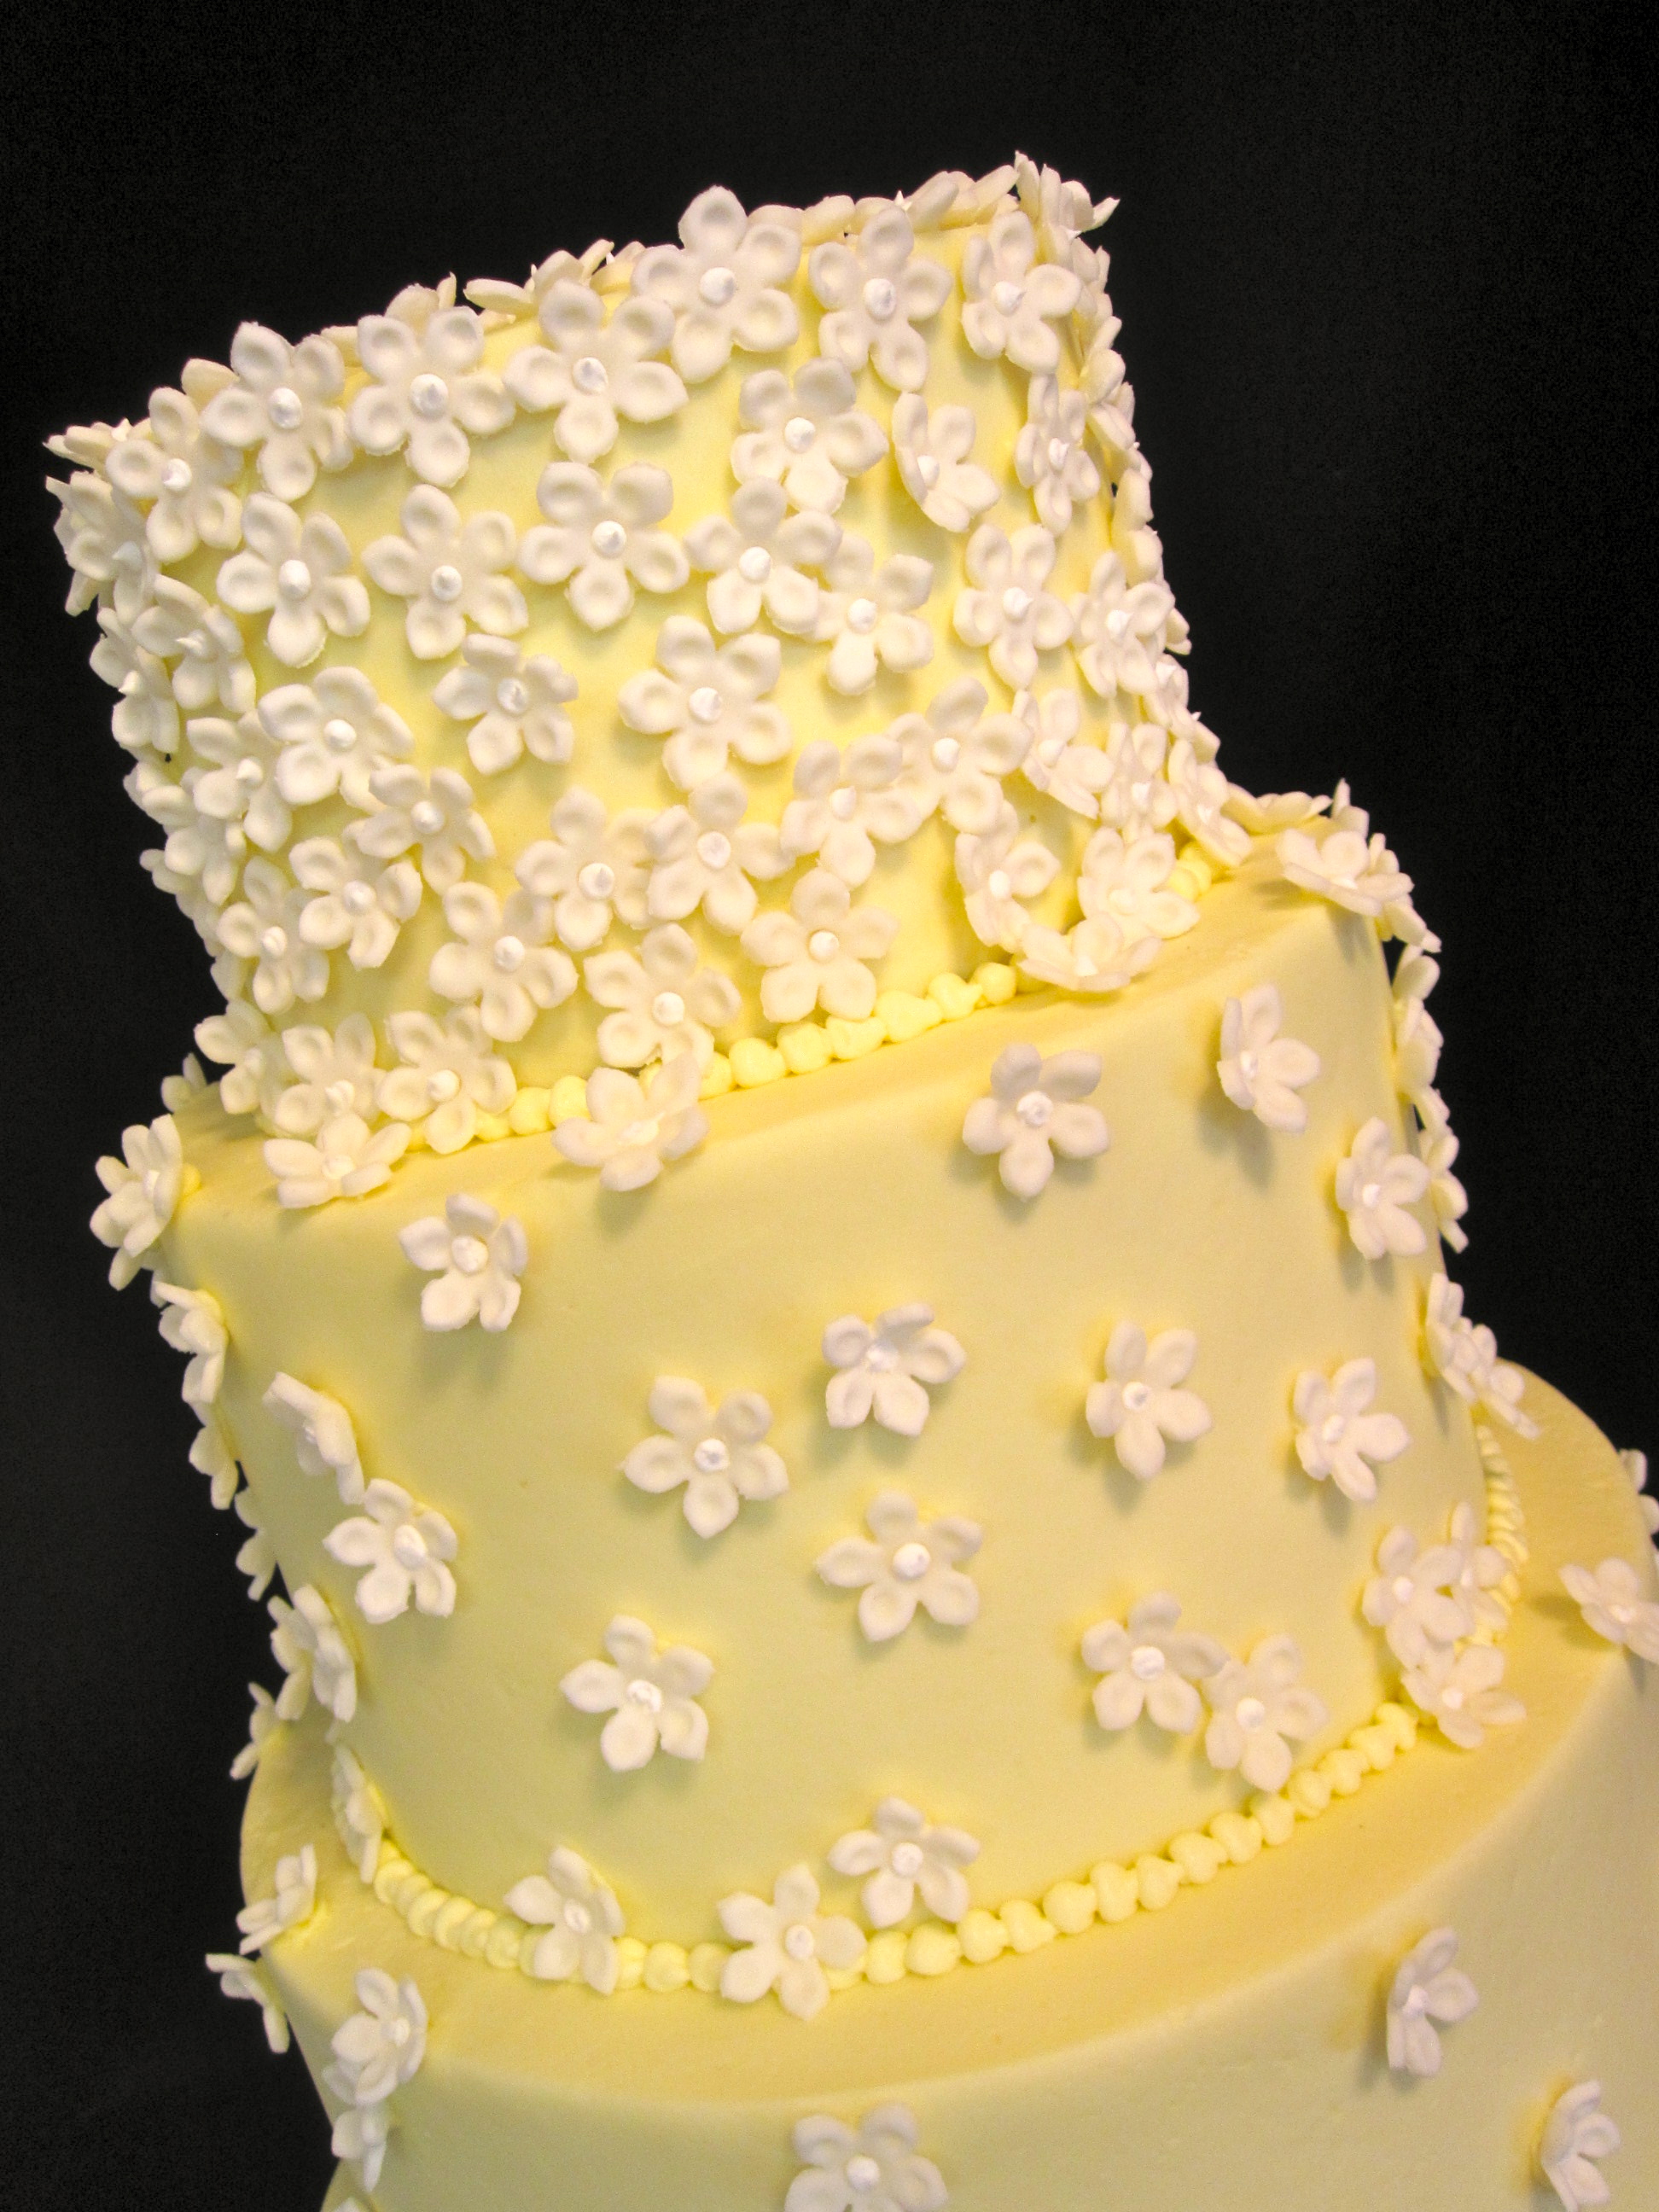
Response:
49,159,1272,1122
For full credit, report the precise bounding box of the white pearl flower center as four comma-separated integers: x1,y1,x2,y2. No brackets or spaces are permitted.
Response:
688,684,724,725
861,276,898,322
626,1676,663,1712
276,557,313,602
577,860,615,900
1237,1048,1260,1082
1319,1412,1348,1447
322,1152,355,1181
987,868,1012,901
1441,1685,1465,1711
497,676,531,714
1108,887,1138,916
783,414,817,453
1400,1985,1429,2019
889,1842,925,1879
846,2155,882,2194
427,1068,462,1103
696,830,732,870
429,563,464,604
590,520,627,560
916,453,940,488
783,1922,818,1962
387,2017,411,2048
693,1436,731,1475
651,990,686,1027
829,786,859,820
260,925,288,959
236,757,264,787
619,1117,661,1149
930,735,961,772
410,800,445,835
392,1523,429,1569
892,1540,932,1581
1015,1089,1053,1129
1121,1380,1153,1412
572,355,608,393
1359,1181,1382,1211
698,264,738,306
161,457,194,496
807,928,841,963
323,716,358,753
451,1234,491,1275
409,372,450,420
563,1899,593,1934
1104,607,1132,640
1130,1644,1167,1682
1608,1600,1636,1627
1236,1696,1268,1732
1048,435,1072,473
342,881,375,915
493,934,527,972
267,385,305,430
737,544,772,583
846,597,879,634
992,279,1024,317
1001,584,1033,622
324,1080,356,1115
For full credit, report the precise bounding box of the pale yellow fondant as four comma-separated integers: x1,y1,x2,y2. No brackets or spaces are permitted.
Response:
252,1377,1659,2211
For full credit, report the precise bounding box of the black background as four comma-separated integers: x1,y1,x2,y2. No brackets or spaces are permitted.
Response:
3,3,1654,2206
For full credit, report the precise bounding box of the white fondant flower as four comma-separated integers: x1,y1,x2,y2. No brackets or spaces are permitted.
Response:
561,1614,712,1772
503,280,687,462
323,1967,427,2110
377,1009,514,1154
1423,1274,1537,1436
105,387,242,562
1019,911,1161,996
151,1279,226,1409
718,1864,866,2020
235,1487,276,1598
892,393,998,533
1077,827,1197,944
133,579,254,716
264,1373,364,1502
236,1842,317,1953
215,860,319,1012
206,1953,288,2052
1167,736,1251,868
433,635,577,777
963,1043,1109,1200
742,869,899,1023
643,790,783,940
810,207,951,390
787,2106,946,2212
1540,2081,1621,2210
1393,946,1444,1109
332,1744,387,1881
91,1113,194,1288
1291,1359,1410,1505
363,486,524,660
551,1057,708,1191
1086,1321,1212,1479
684,479,841,637
828,1796,980,1927
1217,984,1321,1132
1418,1109,1470,1253
1016,376,1101,533
631,185,801,381
216,496,369,668
1278,819,1413,919
1203,1635,1329,1792
331,2100,393,2194
623,1377,788,1538
347,302,512,485
265,1013,379,1134
813,536,934,696
955,802,1060,949
1449,1500,1512,1636
428,882,576,1042
183,706,290,853
584,924,739,1070
1083,1592,1226,1735
259,667,414,811
781,733,923,885
195,1001,282,1116
618,617,789,787
953,522,1073,688
731,359,888,514
822,1307,966,1435
963,211,1081,372
1361,1525,1470,1668
1561,1558,1659,1662
1624,1447,1659,1540
1097,719,1178,836
200,323,350,499
399,1194,527,1332
1070,552,1175,702
514,787,650,949
270,1582,357,1723
892,677,1031,834
1402,1640,1525,1749
1336,1118,1429,1259
91,610,178,754
349,763,493,894
192,1413,237,1510
325,1480,458,1624
517,460,686,631
292,837,422,971
264,1113,409,1208
816,1490,981,1642
229,1683,279,1781
1386,1928,1479,2077
1014,686,1110,817
505,1846,626,1994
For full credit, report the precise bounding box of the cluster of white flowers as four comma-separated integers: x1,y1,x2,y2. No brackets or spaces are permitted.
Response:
322,1968,427,2192
1362,1507,1525,1748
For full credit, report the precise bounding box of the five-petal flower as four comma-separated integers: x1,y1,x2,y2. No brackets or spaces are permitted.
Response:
1539,2081,1621,2211
200,322,351,499
822,1305,965,1435
1203,1634,1329,1792
684,478,841,636
786,2106,947,2212
505,1846,626,1993
1086,1321,1212,1480
718,1863,865,2019
399,1194,527,1331
742,870,899,1023
1291,1359,1410,1504
433,635,577,777
1336,1118,1429,1259
428,882,576,1042
953,522,1073,687
518,460,687,630
264,1112,409,1208
236,1842,318,1954
618,617,789,787
816,1490,982,1643
621,1376,789,1538
503,280,688,462
630,185,801,382
828,1796,981,1927
1402,1639,1525,1749
1082,1592,1226,1735
1217,984,1322,1133
1560,1558,1659,1662
1423,1273,1538,1436
1385,1928,1479,2078
324,1480,459,1623
561,1614,713,1771
347,302,512,485
265,1371,365,1502
362,486,524,660
552,1057,709,1191
810,207,952,391
813,536,935,696
584,923,739,1069
962,1042,1109,1199
731,359,888,514
91,1112,195,1287
216,495,369,668
892,393,998,533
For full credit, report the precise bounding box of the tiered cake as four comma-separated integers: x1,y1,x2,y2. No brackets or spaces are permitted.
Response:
55,159,1657,2211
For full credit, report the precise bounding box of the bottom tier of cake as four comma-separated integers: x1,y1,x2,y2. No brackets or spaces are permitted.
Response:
246,1373,1658,2212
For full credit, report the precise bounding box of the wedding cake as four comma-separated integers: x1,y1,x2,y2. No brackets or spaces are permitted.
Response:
54,157,1657,2211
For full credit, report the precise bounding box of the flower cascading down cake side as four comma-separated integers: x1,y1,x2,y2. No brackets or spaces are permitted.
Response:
56,155,1658,2212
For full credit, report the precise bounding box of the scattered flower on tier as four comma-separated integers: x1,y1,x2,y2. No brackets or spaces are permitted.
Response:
1082,1593,1225,1736
505,1846,626,1994
718,1862,865,2021
324,1481,459,1623
560,1614,713,1772
270,1582,357,1724
828,1796,981,1927
333,1744,388,1882
151,1279,226,1409
1216,984,1321,1133
1385,1927,1479,2078
1403,1639,1524,1750
1086,1320,1212,1480
1423,1274,1538,1436
816,1490,982,1643
552,1056,708,1190
1290,1359,1410,1504
1622,1447,1659,1539
1560,1558,1659,1662
822,1304,965,1435
399,1194,527,1332
323,1968,427,2193
962,1043,1109,1199
1538,2081,1621,2211
91,1113,196,1287
230,1683,280,1781
236,1843,317,1953
1203,1635,1329,1793
206,1951,289,2052
1336,1118,1429,1259
621,1376,788,1538
264,1373,365,1502
786,2105,947,2212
